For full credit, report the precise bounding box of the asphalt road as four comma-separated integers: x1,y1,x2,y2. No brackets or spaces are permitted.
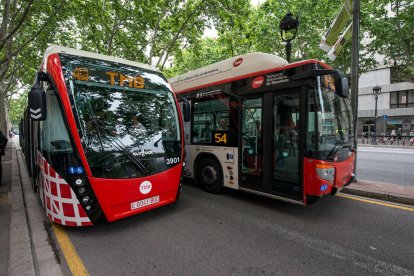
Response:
357,146,414,186
62,183,414,276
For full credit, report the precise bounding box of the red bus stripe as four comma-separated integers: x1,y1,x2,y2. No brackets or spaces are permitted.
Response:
46,53,92,176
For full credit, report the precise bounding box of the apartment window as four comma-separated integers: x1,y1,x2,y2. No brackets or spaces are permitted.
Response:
390,90,414,108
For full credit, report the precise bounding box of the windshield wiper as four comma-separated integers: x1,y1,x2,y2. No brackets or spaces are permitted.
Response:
100,126,149,175
79,96,105,153
327,141,347,160
81,95,149,175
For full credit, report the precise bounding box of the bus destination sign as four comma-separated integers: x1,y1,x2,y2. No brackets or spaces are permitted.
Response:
73,67,145,89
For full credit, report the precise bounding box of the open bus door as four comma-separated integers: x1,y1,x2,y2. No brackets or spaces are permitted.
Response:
240,88,303,203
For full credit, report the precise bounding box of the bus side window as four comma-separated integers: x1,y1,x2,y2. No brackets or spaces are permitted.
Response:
40,89,73,162
192,96,230,144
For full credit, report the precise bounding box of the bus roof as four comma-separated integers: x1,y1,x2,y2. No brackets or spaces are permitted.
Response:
169,52,289,93
43,45,159,73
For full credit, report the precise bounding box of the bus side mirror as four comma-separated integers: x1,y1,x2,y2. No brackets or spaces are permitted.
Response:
28,78,46,121
182,102,190,122
333,71,349,98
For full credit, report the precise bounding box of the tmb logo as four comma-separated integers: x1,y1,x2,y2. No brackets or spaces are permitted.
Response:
251,76,264,89
233,58,243,67
139,181,152,194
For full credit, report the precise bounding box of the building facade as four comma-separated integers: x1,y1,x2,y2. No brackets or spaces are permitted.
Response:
357,67,414,137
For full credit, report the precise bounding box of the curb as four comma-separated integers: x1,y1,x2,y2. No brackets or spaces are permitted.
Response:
8,144,36,275
342,186,414,206
357,143,414,149
12,140,63,275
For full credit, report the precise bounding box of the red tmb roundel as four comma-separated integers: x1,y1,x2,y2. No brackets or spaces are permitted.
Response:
251,76,265,89
233,58,243,67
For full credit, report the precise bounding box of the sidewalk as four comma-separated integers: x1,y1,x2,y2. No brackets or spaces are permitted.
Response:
1,139,414,276
357,138,414,149
0,141,13,276
2,137,62,276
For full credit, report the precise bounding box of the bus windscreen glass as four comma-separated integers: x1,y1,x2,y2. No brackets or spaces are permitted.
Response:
60,54,181,179
315,75,353,160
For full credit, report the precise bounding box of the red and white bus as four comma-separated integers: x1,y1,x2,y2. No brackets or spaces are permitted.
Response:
22,45,188,226
170,52,355,205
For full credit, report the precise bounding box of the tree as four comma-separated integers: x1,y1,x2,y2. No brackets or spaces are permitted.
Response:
362,0,414,76
164,38,231,78
166,0,350,76
68,0,210,68
8,92,27,126
0,0,63,133
5,0,414,131
1,0,213,132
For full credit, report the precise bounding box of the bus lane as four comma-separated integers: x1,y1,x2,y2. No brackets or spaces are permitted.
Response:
59,183,414,276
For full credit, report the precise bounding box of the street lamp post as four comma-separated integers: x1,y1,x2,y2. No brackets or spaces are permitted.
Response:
372,85,382,145
279,12,299,63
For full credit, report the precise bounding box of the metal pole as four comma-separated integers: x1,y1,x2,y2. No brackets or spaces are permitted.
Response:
372,95,378,145
351,0,360,180
286,41,292,63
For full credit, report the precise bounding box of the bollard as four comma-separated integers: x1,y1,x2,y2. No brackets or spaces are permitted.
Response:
403,139,405,146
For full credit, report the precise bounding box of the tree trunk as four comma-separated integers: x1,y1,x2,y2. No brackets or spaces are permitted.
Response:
0,87,8,134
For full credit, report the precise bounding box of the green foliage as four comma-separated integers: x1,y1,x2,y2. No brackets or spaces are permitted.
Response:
167,0,351,76
362,0,414,74
8,92,27,125
166,0,413,78
164,38,231,78
2,0,413,129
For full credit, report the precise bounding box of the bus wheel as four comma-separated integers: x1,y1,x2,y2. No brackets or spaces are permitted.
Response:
175,183,183,201
197,157,223,194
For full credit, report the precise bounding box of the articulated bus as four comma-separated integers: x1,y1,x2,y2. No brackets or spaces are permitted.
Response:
170,52,355,205
21,46,187,226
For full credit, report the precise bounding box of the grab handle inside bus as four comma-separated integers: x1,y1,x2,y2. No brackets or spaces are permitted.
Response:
28,72,48,121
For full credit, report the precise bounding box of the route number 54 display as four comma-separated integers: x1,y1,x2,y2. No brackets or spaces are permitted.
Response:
214,132,228,144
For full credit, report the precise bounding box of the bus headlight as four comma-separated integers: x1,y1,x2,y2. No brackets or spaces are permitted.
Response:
75,178,83,186
316,164,335,184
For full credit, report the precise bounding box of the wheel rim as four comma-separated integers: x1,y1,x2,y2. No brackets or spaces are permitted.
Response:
201,165,218,186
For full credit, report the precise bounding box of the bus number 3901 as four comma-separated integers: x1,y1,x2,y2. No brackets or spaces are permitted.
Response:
166,157,180,165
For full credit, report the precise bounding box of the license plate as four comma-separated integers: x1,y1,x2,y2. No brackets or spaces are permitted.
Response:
131,195,160,210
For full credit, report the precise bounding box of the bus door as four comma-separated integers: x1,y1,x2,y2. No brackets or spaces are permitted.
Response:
240,95,264,190
271,91,302,201
240,90,303,202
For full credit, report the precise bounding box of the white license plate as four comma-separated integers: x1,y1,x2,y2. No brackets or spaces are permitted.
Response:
131,195,160,210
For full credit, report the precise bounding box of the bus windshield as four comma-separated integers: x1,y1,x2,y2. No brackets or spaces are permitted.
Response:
61,55,181,179
313,75,353,160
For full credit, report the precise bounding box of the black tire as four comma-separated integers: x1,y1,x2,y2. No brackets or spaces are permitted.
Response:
196,157,223,194
306,196,319,205
175,183,183,201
